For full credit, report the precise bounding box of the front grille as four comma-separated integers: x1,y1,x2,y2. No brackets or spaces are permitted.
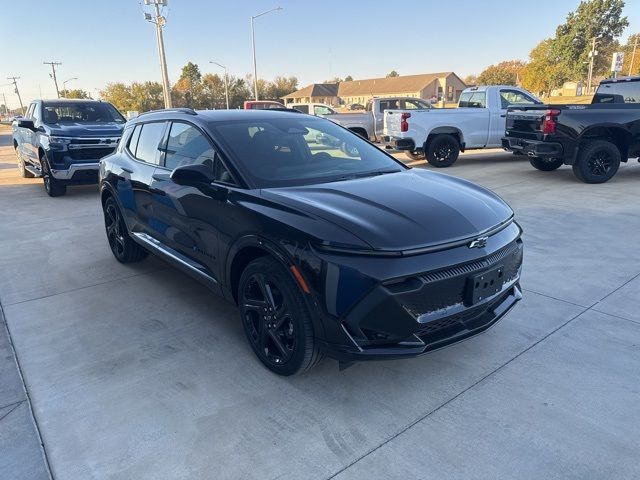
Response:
69,147,115,160
395,240,522,316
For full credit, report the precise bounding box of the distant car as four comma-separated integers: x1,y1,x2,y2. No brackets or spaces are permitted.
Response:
12,99,125,196
99,108,523,375
288,103,337,116
348,103,365,110
243,100,284,110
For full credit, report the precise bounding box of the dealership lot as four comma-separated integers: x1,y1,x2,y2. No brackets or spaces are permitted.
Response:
1,124,639,479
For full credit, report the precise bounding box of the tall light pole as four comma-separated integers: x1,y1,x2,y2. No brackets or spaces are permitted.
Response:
209,61,229,109
250,6,282,101
62,77,78,97
629,36,638,76
7,77,24,114
44,61,62,98
586,37,599,94
144,0,172,108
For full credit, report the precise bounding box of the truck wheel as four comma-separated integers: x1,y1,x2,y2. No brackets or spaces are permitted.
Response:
426,135,459,168
41,155,67,197
572,140,621,184
529,157,563,171
405,151,426,161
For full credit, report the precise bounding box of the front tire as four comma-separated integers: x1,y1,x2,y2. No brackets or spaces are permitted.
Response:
103,197,147,263
529,156,564,171
572,140,621,184
40,154,66,197
405,150,426,161
239,257,323,376
426,134,460,168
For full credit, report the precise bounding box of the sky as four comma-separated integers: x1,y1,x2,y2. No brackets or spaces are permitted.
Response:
1,0,639,108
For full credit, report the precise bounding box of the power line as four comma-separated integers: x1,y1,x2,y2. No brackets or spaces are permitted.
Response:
43,61,62,98
6,76,24,114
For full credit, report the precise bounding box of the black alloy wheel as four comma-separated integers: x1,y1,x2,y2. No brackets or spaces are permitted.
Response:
103,197,147,263
572,140,621,184
426,134,460,168
239,257,322,375
529,156,564,171
40,154,66,197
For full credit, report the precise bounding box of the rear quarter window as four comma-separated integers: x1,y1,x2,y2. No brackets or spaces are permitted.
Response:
593,81,640,104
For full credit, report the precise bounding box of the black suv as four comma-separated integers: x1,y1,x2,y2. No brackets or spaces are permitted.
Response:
12,99,125,196
100,108,523,375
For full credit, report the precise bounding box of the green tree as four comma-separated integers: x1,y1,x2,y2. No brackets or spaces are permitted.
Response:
386,70,399,77
60,89,90,99
266,76,298,100
129,82,164,112
172,62,203,108
477,60,526,85
621,33,640,75
100,83,133,112
344,75,353,82
552,0,628,80
521,39,566,96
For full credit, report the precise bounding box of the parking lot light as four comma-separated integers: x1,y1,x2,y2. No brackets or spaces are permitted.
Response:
250,7,283,101
209,61,229,109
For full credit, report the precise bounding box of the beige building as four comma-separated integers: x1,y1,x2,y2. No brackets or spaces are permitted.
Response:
282,72,467,106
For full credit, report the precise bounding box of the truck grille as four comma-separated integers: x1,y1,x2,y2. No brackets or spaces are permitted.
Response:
69,147,115,160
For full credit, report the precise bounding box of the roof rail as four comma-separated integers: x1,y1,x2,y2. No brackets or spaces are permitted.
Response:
137,107,197,117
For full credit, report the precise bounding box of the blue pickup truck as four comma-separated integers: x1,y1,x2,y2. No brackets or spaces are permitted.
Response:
12,99,125,196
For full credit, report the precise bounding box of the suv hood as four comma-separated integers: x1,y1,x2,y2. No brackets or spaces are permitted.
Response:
262,169,513,251
45,122,124,137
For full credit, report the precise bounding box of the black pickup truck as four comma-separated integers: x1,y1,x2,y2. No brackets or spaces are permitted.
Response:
502,76,640,183
12,99,125,196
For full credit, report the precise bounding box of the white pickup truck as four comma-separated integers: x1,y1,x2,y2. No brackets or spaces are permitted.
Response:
383,85,541,166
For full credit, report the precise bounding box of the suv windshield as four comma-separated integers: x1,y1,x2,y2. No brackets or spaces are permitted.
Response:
42,102,125,124
210,116,405,188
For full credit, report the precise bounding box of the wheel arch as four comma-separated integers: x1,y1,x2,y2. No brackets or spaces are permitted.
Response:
425,127,464,151
347,127,369,139
579,125,631,162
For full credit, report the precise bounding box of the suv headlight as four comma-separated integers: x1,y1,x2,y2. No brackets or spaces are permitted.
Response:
49,136,71,145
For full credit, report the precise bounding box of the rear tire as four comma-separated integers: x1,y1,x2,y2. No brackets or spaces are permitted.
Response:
405,150,426,161
103,197,148,263
239,257,323,376
572,140,621,184
40,154,66,197
529,157,564,171
426,134,460,168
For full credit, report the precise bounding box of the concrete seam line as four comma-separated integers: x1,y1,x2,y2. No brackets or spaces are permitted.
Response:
5,266,166,307
0,302,54,480
596,270,640,303
325,305,591,480
0,400,24,423
590,309,640,326
522,288,590,308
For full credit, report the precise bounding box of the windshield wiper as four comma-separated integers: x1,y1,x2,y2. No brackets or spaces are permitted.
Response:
335,169,402,181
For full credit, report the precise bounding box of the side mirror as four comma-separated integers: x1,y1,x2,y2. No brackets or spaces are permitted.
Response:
17,119,35,130
170,163,215,184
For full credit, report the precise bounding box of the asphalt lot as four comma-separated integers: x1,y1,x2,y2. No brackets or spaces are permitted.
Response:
0,123,639,480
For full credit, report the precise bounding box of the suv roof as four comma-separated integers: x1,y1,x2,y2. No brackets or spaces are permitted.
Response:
127,108,307,124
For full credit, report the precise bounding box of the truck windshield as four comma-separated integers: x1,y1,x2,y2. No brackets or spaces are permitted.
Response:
42,102,125,124
210,116,404,188
593,81,640,104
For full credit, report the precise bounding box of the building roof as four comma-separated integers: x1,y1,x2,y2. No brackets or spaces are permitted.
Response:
337,72,458,97
282,82,339,99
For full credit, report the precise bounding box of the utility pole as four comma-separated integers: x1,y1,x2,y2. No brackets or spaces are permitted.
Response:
630,37,638,76
2,92,9,116
587,38,598,95
250,7,282,101
209,61,229,109
144,0,172,108
44,61,62,98
7,77,24,114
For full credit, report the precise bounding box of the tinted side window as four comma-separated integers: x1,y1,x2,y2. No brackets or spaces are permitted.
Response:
26,103,36,120
164,123,216,170
500,90,537,109
127,125,142,156
293,105,309,114
594,82,640,104
379,100,399,112
135,122,165,164
32,104,42,123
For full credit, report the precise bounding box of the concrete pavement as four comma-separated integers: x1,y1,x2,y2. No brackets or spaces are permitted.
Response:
0,124,639,479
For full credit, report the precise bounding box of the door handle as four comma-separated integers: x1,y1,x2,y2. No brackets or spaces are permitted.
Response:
121,167,133,173
152,173,169,181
